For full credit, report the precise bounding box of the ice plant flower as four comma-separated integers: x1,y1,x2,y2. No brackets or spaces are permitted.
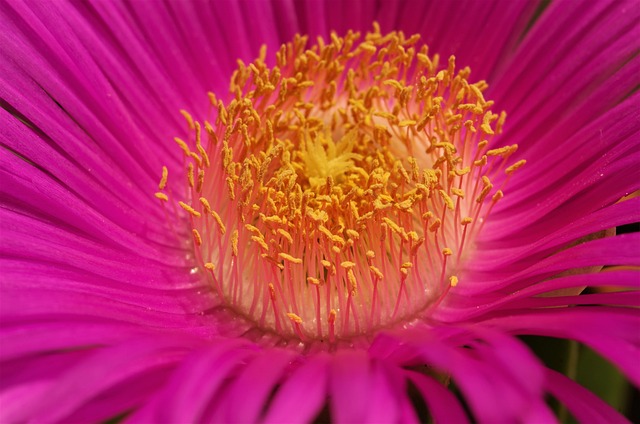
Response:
1,1,639,423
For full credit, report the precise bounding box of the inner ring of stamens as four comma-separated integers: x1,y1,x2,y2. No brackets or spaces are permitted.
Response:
157,25,523,342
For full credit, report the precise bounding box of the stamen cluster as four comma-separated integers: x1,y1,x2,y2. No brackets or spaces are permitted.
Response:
156,24,524,342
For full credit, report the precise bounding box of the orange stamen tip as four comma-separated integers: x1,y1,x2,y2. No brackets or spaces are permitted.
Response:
287,313,303,324
192,229,202,246
279,252,303,264
506,159,526,175
449,275,459,287
158,166,168,190
178,201,201,217
154,192,168,202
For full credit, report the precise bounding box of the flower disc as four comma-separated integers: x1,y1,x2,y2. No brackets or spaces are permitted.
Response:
159,25,523,342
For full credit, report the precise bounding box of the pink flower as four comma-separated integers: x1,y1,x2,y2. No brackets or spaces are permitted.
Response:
1,1,638,422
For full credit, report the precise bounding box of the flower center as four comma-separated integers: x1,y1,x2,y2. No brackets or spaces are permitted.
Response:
156,24,524,343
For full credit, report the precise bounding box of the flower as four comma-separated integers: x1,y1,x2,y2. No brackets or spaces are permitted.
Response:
1,0,638,423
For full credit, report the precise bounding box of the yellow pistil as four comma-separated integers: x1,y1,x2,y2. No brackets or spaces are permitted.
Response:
158,24,525,341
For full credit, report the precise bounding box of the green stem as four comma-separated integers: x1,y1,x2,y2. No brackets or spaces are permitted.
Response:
558,340,580,423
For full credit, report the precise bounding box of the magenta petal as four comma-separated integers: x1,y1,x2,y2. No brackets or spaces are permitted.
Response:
5,336,197,422
330,350,374,424
487,308,640,387
330,351,403,423
375,326,550,423
127,340,256,423
221,348,297,423
545,369,631,424
405,370,470,424
463,233,640,294
1,1,637,422
262,354,330,424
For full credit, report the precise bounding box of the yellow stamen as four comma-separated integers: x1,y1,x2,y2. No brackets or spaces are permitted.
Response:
158,166,168,190
179,201,201,217
279,252,303,264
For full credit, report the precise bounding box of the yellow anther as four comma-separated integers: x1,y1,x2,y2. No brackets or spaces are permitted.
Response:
226,177,236,200
231,230,239,256
454,166,470,176
174,137,191,157
287,313,303,324
194,121,203,146
416,53,432,68
358,41,377,54
395,197,414,211
438,189,455,211
180,109,195,130
341,261,356,269
204,262,215,271
159,166,168,190
346,229,360,240
383,79,404,90
481,112,497,134
496,111,507,133
406,231,420,242
179,201,201,217
506,159,526,175
476,176,494,203
474,155,488,167
374,197,393,210
487,144,517,157
347,268,357,295
469,85,486,104
211,210,226,235
369,265,384,279
442,248,453,256
307,277,321,286
192,229,202,246
197,144,210,168
277,228,294,243
189,151,202,167
461,217,473,225
187,163,195,188
318,225,334,239
306,209,329,222
449,275,459,287
199,197,211,214
382,217,403,235
154,192,168,202
492,190,504,203
262,214,284,224
279,252,303,264
196,170,205,193
251,236,269,251
401,262,413,269
398,119,417,127
245,224,262,235
451,188,465,198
